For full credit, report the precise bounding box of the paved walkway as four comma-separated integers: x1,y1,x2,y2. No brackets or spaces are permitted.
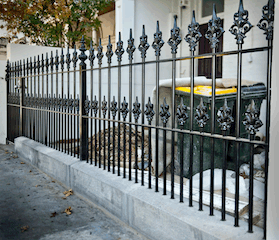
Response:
0,144,148,240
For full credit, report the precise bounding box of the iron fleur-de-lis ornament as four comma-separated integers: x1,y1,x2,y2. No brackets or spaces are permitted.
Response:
84,96,91,114
176,98,189,126
205,4,225,49
72,45,78,68
120,97,129,120
138,25,150,59
101,96,108,117
195,98,210,128
257,0,274,40
127,29,136,60
115,32,124,62
91,96,99,115
60,48,65,70
217,98,234,131
152,21,164,57
66,46,71,69
243,100,263,135
97,38,104,65
106,35,114,63
74,96,79,112
229,0,253,44
111,96,118,119
68,95,74,111
160,98,171,125
89,40,95,67
185,11,202,51
168,15,182,54
132,97,141,122
145,97,155,124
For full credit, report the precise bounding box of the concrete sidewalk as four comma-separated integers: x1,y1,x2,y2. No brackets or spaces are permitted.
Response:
0,144,148,240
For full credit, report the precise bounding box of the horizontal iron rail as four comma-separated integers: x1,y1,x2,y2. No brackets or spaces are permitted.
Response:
9,46,270,79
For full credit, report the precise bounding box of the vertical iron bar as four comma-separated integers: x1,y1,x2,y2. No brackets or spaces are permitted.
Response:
179,129,184,202
199,129,203,211
128,58,132,181
210,48,216,216
248,134,255,233
163,124,167,195
221,130,227,221
155,55,159,192
117,61,121,176
235,43,242,226
148,122,152,189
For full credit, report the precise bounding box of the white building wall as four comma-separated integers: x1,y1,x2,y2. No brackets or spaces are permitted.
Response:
0,60,7,144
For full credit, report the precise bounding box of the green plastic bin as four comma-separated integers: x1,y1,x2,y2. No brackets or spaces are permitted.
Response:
175,83,266,178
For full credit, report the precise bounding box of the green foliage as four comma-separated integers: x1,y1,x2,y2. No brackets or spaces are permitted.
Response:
0,0,113,47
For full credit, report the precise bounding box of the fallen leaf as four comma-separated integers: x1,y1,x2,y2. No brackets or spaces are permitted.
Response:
50,212,57,218
21,225,29,232
52,181,55,183
10,151,13,154
13,155,18,158
63,189,73,197
64,207,72,215
29,170,32,173
20,162,25,164
62,197,67,200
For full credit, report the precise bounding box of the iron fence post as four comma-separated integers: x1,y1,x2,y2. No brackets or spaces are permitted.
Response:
79,36,88,161
19,76,25,136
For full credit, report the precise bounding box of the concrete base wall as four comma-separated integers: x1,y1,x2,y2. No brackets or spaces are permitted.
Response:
15,136,264,240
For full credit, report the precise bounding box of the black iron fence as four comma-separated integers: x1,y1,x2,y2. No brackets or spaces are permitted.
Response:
6,0,274,238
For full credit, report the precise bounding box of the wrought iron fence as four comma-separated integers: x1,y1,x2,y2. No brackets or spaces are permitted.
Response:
6,0,274,238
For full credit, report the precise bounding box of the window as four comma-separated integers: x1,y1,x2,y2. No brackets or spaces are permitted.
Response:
202,0,224,18
198,21,223,79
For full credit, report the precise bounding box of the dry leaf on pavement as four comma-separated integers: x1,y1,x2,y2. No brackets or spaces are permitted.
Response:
13,155,18,158
20,162,25,164
63,189,73,197
50,212,57,218
64,207,72,215
21,225,29,232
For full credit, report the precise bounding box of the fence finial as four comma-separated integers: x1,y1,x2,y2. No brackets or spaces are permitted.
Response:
89,40,95,67
79,35,87,66
5,60,10,82
205,3,224,49
257,0,274,40
60,48,64,70
176,98,188,126
167,15,182,54
72,45,78,68
127,28,136,60
66,46,71,69
217,98,234,131
195,98,209,128
185,10,202,51
97,38,104,65
106,35,114,64
160,98,171,125
138,25,150,59
152,21,164,56
229,0,253,44
116,32,124,62
55,50,59,70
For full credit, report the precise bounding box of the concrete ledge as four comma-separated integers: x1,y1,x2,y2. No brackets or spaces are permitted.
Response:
15,137,78,188
15,137,264,240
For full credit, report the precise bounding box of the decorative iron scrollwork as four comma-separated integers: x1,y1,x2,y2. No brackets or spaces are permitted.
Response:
185,11,202,51
217,98,234,131
111,96,118,119
229,0,253,44
55,50,59,70
120,97,129,120
257,0,274,40
97,38,104,65
176,98,188,126
58,95,63,110
195,98,209,128
68,95,74,111
63,95,68,110
91,96,99,115
167,15,182,54
205,4,225,49
106,35,114,64
60,48,64,70
243,100,263,135
84,96,91,114
115,32,124,62
74,97,79,112
102,96,107,117
152,21,164,57
138,25,150,59
159,98,171,124
126,29,136,60
145,97,155,124
132,97,141,122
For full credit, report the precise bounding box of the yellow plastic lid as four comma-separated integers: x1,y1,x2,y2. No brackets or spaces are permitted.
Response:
175,85,237,96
